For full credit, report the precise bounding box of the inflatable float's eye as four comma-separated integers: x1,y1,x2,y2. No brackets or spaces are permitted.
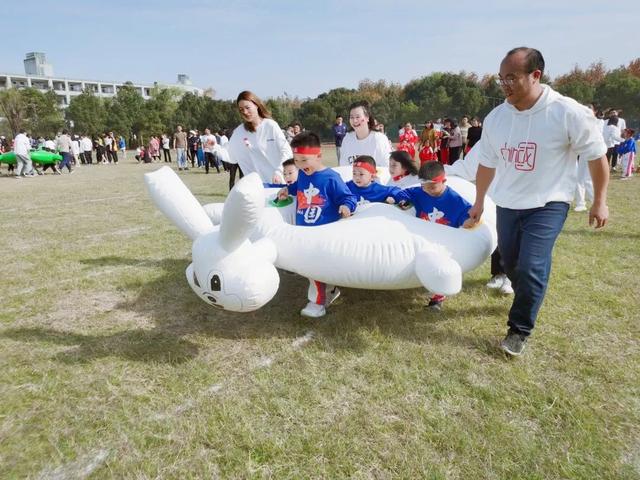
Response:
211,275,221,292
193,271,200,288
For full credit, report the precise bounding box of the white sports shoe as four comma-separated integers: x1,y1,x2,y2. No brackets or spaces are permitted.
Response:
325,286,341,306
574,205,587,212
499,277,514,295
301,302,326,318
486,274,506,289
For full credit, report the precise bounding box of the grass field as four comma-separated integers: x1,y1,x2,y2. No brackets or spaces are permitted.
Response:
1,148,639,479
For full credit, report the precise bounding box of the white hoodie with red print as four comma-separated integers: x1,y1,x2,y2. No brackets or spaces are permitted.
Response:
477,85,606,210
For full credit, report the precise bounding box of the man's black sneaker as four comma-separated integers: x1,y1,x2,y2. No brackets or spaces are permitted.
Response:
500,331,527,356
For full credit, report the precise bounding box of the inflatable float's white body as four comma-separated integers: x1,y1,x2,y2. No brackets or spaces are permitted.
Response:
145,166,497,312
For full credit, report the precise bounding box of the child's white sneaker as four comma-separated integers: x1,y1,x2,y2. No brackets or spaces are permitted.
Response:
325,286,341,306
301,302,326,318
499,277,514,295
486,274,506,289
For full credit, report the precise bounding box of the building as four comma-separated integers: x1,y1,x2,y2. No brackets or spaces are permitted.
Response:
0,52,204,107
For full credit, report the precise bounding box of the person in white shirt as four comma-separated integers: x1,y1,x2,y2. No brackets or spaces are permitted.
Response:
71,135,81,166
202,128,219,174
221,91,292,190
81,135,93,164
467,47,609,356
611,110,626,132
13,129,34,178
603,115,624,170
56,129,74,173
339,101,392,168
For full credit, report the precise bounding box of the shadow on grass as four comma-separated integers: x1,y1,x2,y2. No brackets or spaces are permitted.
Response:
2,255,508,362
1,327,199,364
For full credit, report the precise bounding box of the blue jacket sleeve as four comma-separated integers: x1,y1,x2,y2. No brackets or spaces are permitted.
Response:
333,178,358,213
287,181,298,196
389,185,410,203
453,196,472,228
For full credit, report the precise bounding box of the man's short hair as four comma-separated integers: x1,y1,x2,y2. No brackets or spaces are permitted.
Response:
506,47,545,75
419,161,445,181
290,131,320,149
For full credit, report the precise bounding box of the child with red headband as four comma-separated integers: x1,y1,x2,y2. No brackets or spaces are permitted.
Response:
401,161,474,310
346,155,408,207
277,131,358,317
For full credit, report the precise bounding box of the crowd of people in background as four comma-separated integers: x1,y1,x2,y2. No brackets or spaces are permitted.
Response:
1,102,635,185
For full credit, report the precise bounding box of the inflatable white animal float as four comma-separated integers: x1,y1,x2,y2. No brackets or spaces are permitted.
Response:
144,166,497,312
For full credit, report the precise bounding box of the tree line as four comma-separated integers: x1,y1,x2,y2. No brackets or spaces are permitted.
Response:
1,58,638,144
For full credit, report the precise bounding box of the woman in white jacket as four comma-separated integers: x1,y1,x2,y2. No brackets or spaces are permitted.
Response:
223,90,292,190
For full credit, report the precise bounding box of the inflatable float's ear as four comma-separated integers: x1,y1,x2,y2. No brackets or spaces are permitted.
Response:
202,203,225,225
144,166,214,240
219,173,265,252
414,245,462,296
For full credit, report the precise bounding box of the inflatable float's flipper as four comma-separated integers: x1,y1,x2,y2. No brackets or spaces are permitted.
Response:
414,243,462,296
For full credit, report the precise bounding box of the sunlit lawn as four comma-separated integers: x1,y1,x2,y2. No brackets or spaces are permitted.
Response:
0,147,638,478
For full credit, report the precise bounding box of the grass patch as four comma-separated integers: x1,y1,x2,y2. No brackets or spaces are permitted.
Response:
0,151,638,478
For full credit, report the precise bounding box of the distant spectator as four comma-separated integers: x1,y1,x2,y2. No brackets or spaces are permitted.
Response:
173,125,188,171
56,129,74,173
332,115,347,162
161,134,171,162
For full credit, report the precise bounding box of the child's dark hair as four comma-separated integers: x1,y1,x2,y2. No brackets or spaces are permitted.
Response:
353,155,376,168
419,161,445,180
389,150,418,175
283,158,296,168
290,131,321,149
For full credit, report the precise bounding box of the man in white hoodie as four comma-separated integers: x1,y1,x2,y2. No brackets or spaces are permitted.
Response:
467,47,609,356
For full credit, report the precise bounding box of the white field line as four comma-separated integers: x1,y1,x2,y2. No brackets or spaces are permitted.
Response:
37,448,110,480
0,194,142,214
84,226,150,240
164,331,316,418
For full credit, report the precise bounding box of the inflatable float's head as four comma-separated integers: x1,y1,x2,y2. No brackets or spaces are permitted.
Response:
145,167,279,312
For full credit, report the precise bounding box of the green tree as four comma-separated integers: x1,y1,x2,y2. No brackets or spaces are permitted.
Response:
23,89,65,138
141,87,181,138
595,69,640,121
105,85,145,143
0,88,64,137
403,72,487,121
66,89,106,135
0,88,28,135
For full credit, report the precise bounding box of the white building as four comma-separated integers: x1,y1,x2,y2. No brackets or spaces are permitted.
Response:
0,52,204,107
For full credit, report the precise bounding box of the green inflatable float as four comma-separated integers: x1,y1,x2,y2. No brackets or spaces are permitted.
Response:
0,150,62,165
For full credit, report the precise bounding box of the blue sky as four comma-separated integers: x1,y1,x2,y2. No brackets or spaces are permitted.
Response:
1,1,638,100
